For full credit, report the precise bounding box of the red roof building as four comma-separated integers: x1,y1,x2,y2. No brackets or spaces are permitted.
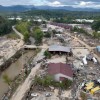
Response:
48,63,73,82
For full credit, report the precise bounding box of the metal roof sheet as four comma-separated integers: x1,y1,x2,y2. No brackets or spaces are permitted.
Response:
49,45,71,53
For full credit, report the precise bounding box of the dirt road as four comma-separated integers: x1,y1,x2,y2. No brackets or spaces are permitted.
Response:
11,63,41,100
12,26,24,40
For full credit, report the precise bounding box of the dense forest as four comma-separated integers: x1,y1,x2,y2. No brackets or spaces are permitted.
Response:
0,16,17,36
23,10,100,20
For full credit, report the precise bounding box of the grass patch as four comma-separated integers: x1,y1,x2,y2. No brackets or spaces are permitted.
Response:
6,31,20,39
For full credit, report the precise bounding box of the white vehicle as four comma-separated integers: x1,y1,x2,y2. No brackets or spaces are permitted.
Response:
92,57,97,64
82,56,87,65
45,93,52,97
31,93,38,97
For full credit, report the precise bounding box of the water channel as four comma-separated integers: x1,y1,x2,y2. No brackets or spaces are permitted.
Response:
0,50,35,99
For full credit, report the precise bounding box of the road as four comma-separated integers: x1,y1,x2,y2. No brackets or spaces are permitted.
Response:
11,63,41,100
12,26,24,40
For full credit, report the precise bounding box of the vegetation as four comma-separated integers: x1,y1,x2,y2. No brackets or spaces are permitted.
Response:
0,16,12,36
24,32,30,42
34,75,72,89
16,21,30,42
91,20,100,31
92,31,100,38
3,74,12,86
23,10,100,20
91,20,100,38
32,27,43,45
0,15,18,36
44,50,51,58
6,31,19,39
71,27,88,35
44,32,51,38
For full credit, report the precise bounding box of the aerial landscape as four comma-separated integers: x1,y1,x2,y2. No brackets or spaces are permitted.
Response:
0,0,100,100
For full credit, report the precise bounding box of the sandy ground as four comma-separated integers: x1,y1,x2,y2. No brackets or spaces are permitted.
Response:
54,89,59,96
47,56,66,63
61,90,72,98
0,39,24,66
0,26,24,66
72,48,89,58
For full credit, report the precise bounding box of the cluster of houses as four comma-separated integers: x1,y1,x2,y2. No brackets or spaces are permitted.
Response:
50,22,72,30
74,19,94,23
45,45,74,82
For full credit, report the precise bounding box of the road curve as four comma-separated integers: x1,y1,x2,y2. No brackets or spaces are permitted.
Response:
12,26,24,40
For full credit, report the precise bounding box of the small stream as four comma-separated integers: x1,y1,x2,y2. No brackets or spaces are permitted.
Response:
0,50,34,99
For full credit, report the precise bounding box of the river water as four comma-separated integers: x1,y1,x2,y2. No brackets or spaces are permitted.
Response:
0,50,35,99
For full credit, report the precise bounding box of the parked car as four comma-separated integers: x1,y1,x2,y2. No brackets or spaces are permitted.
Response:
45,93,52,97
31,93,38,97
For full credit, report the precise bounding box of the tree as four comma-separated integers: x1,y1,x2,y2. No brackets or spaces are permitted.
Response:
43,75,52,86
44,32,51,38
71,27,88,35
3,74,12,86
24,32,29,42
92,31,100,38
16,21,30,42
92,20,100,31
0,16,12,36
44,50,51,58
34,28,43,45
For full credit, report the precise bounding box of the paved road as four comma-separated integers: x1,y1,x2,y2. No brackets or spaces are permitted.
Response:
12,26,24,40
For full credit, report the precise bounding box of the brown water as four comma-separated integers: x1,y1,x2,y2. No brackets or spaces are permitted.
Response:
0,50,34,99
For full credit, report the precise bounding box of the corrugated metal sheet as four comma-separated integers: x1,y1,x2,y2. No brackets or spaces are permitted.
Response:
49,45,71,53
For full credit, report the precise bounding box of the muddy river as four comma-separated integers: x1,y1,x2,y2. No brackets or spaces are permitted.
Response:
0,50,34,99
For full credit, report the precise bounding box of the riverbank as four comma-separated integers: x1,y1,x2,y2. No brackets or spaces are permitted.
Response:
0,50,37,99
0,38,24,67
1,48,41,99
0,49,25,74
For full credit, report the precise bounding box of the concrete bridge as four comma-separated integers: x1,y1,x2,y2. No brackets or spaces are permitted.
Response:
23,45,96,50
23,45,49,49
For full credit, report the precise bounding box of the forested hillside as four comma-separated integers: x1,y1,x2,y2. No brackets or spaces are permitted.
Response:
23,10,100,20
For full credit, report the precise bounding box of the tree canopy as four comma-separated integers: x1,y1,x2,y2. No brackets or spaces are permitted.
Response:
16,21,30,42
33,27,43,45
91,20,100,31
0,16,12,36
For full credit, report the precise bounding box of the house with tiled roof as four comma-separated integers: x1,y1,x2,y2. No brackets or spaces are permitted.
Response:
48,63,73,82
